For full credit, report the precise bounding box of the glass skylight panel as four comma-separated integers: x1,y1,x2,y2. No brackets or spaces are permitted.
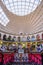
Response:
2,0,42,16
31,0,34,3
9,0,12,3
4,1,8,5
30,3,33,7
35,0,39,4
0,6,9,26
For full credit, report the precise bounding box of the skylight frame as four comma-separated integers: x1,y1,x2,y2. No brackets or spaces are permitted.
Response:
2,0,42,16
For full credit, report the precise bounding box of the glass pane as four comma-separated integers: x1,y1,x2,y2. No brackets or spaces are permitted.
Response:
2,0,42,16
0,6,9,26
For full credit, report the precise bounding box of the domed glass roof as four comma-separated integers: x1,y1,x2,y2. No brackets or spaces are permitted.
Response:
0,6,9,26
2,0,42,16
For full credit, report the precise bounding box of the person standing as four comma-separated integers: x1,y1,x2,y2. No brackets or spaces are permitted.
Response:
0,52,4,65
41,53,43,65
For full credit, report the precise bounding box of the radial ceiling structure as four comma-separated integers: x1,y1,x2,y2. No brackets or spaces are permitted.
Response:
2,0,42,16
0,0,43,34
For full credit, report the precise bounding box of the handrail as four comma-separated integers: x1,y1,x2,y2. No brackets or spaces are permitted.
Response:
0,30,43,36
0,39,43,43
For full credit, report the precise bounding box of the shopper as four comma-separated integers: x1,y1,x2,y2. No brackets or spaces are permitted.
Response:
0,52,4,65
41,53,43,65
0,33,1,40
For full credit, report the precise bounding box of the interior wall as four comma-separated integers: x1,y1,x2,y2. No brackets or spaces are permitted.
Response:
0,0,43,34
